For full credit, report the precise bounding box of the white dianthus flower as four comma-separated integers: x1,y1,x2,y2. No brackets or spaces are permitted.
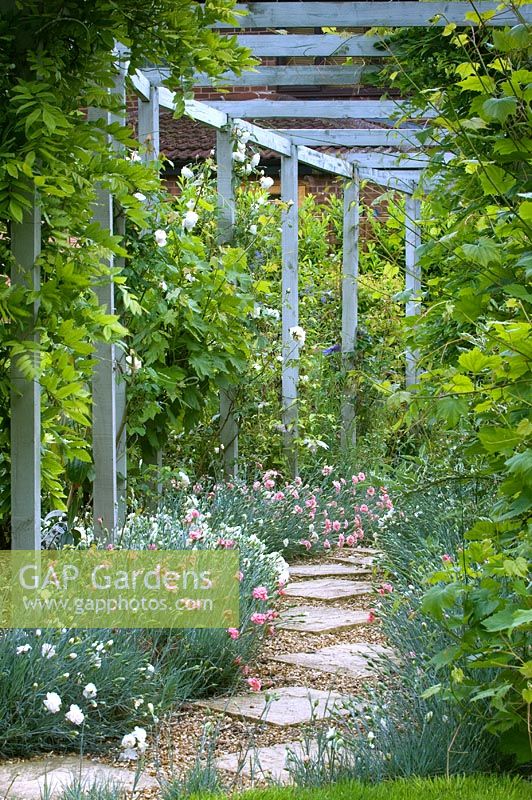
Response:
65,704,85,726
43,692,62,714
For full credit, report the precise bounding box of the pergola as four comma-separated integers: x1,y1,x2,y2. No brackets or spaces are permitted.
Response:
9,2,530,548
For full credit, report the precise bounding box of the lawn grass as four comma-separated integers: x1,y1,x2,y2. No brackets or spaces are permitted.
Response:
235,774,530,800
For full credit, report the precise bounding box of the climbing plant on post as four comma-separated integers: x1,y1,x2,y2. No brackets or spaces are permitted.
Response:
341,169,360,448
10,195,41,550
281,144,299,476
217,128,239,477
405,193,421,386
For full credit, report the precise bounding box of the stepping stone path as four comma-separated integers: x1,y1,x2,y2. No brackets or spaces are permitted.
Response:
0,756,158,799
333,554,376,567
289,562,371,578
271,642,391,679
284,577,373,601
217,552,386,785
216,741,315,783
279,604,370,633
196,685,348,726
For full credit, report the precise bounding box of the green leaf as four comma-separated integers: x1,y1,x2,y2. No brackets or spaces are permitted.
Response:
482,96,517,123
478,427,522,455
458,348,502,373
462,238,500,266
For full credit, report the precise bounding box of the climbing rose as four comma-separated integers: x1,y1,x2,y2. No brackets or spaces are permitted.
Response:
182,210,199,231
154,229,167,247
259,176,274,190
289,325,306,345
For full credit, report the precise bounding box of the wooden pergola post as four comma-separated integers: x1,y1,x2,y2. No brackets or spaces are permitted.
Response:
281,144,299,476
10,196,41,550
90,159,118,540
341,169,359,448
405,193,421,386
138,84,163,490
216,128,239,477
112,57,128,527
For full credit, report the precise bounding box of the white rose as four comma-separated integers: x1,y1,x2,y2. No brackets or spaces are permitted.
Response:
289,325,306,346
181,166,194,180
250,153,260,168
83,683,97,699
65,704,85,726
259,176,274,190
248,224,257,235
133,192,146,202
182,210,199,231
232,150,246,163
154,229,167,247
43,692,62,714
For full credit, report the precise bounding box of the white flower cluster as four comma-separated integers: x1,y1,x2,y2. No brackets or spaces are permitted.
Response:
120,725,148,761
251,304,280,322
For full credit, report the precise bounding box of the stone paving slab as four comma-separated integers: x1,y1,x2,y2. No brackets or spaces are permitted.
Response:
289,563,371,578
195,685,348,726
270,642,391,679
278,604,370,633
0,756,157,799
284,578,373,602
333,554,376,567
216,740,314,784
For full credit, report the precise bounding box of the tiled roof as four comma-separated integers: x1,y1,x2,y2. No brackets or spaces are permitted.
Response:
160,111,393,168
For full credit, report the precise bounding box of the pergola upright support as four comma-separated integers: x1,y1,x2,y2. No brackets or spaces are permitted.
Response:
138,85,163,490
341,170,359,449
216,128,239,478
88,103,118,542
112,59,128,527
138,85,160,159
405,194,422,386
10,196,41,550
281,144,299,476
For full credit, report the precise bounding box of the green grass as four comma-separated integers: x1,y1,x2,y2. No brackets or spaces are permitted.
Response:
234,775,530,800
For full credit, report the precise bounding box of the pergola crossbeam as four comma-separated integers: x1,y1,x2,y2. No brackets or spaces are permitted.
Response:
233,33,390,57
275,129,432,148
219,2,531,28
200,100,435,120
